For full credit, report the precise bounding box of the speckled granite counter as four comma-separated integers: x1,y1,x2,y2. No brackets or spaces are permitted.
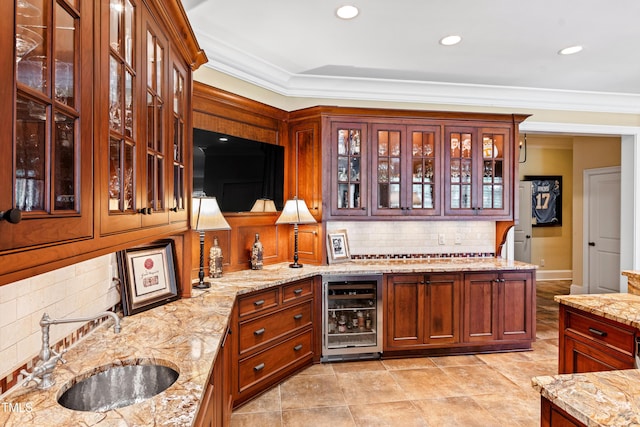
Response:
554,293,640,329
0,258,535,426
531,292,640,427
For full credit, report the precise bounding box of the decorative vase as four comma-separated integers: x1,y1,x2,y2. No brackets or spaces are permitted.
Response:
251,233,263,270
209,237,223,278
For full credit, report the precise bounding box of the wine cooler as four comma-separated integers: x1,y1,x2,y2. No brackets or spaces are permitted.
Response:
321,274,383,361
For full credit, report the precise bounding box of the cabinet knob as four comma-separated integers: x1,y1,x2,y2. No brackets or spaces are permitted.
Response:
293,313,303,320
253,299,265,307
253,363,265,372
253,328,265,336
169,207,178,212
137,207,152,215
293,344,303,351
0,208,22,224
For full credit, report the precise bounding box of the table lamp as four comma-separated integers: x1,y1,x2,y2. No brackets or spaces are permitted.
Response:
250,198,277,212
192,196,231,288
275,198,316,268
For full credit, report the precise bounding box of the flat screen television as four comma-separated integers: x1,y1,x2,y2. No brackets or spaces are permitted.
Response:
193,128,284,212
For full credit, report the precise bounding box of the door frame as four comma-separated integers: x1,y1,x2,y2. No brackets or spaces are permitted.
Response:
583,166,621,294
520,121,639,294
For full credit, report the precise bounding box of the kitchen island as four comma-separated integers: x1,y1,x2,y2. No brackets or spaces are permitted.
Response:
0,258,534,426
533,292,640,427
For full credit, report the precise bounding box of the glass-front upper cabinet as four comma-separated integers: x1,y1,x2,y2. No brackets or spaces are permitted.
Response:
0,0,93,251
371,124,440,216
331,122,368,216
444,126,510,217
168,53,188,223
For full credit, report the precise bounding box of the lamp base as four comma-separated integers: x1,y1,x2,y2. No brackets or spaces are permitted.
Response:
193,281,211,289
289,262,303,268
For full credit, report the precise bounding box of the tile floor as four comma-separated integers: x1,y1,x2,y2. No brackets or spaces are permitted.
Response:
231,280,571,427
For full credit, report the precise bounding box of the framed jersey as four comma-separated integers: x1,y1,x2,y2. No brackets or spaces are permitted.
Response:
525,175,562,227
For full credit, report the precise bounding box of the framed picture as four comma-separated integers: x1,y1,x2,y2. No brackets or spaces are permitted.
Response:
117,239,180,316
525,175,562,227
327,229,351,264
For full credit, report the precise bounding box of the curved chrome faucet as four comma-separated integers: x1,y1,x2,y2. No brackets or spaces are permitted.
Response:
21,311,122,390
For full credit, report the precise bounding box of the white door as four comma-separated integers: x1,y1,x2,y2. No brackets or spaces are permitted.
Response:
514,181,532,263
586,167,621,294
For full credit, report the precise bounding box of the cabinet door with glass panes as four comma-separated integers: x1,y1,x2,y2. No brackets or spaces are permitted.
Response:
371,124,441,216
101,0,171,234
444,126,511,218
0,0,93,252
330,122,368,216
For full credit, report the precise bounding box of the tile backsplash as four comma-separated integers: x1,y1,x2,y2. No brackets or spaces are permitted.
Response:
326,220,496,257
0,254,120,393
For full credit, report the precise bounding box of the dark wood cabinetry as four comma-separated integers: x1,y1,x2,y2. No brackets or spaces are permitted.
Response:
385,273,460,350
386,269,535,356
232,277,315,407
463,271,534,343
558,305,636,374
1,0,205,286
541,397,584,427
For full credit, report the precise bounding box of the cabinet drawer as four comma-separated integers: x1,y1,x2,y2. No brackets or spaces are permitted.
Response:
238,288,279,318
239,301,313,355
282,279,313,304
565,308,635,356
238,329,313,392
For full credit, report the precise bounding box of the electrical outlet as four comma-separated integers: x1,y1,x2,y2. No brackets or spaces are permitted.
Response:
454,233,462,245
540,258,545,267
438,233,446,245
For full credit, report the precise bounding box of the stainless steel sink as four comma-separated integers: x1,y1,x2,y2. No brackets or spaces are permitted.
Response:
57,362,179,412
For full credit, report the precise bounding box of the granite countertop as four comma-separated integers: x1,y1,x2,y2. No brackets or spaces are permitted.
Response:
555,292,640,329
532,370,640,426
0,258,535,426
531,292,640,427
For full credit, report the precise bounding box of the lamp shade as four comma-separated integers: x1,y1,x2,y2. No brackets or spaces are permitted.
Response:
192,196,231,231
250,198,277,213
275,198,316,225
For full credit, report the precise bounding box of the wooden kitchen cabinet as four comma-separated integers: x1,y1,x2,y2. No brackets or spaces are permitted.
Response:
371,123,441,216
541,397,584,427
385,273,461,350
462,271,534,344
0,0,94,252
194,325,232,427
232,277,315,407
558,305,636,374
99,0,192,234
444,126,511,218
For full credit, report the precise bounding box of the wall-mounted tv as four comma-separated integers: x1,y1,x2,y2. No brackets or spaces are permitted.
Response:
193,128,284,212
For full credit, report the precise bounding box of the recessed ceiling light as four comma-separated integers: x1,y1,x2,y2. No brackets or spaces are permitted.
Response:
336,5,359,20
218,137,228,142
439,35,462,46
558,45,583,55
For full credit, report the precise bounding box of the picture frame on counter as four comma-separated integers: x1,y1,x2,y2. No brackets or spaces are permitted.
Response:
117,239,180,316
327,229,351,264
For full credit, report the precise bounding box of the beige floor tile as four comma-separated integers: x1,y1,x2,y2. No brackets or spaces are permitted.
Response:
335,370,407,405
330,359,386,374
495,359,558,392
428,354,485,367
523,338,559,362
390,368,465,399
297,362,335,376
440,364,519,396
475,349,532,365
282,406,355,427
471,390,541,424
381,357,437,371
230,410,282,427
233,386,281,414
349,401,428,427
413,396,503,427
280,374,346,410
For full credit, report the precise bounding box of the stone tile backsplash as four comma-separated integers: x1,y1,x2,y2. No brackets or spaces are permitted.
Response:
0,254,119,394
326,220,495,257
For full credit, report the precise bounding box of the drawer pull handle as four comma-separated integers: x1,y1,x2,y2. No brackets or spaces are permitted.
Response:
254,299,265,307
254,328,265,336
588,327,607,337
253,363,265,372
293,314,303,320
293,288,303,295
293,344,303,351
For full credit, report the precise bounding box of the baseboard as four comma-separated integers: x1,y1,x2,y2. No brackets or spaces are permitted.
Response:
535,270,573,281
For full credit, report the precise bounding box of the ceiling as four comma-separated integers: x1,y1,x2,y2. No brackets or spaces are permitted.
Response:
184,0,640,114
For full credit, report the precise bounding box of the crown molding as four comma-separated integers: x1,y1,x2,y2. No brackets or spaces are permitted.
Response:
197,33,640,115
